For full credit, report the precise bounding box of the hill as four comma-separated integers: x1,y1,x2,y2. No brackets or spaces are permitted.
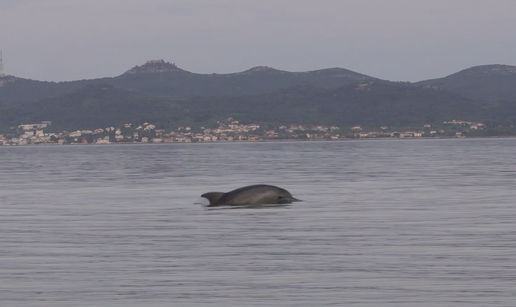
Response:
1,80,498,133
0,75,97,104
416,65,516,102
183,81,485,128
3,61,516,106
0,60,378,103
110,60,378,97
0,84,188,132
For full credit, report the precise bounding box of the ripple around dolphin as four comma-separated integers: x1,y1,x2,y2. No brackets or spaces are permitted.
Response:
205,203,293,210
193,197,293,209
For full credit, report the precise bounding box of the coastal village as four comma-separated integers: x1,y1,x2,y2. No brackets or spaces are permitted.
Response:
0,118,487,146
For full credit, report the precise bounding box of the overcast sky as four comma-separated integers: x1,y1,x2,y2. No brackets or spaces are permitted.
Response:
1,0,515,82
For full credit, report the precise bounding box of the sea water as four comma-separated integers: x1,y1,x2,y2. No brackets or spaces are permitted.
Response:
1,139,515,306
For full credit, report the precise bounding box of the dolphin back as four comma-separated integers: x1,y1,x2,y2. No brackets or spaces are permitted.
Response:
212,184,297,206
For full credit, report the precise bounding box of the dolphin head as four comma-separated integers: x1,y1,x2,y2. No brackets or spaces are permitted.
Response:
276,189,301,204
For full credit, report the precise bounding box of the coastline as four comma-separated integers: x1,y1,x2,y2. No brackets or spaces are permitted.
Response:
2,135,515,147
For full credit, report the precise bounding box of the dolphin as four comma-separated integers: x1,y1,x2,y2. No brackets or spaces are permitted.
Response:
199,184,300,207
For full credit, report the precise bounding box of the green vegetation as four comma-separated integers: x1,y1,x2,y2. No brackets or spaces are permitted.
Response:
0,84,189,132
2,62,516,135
1,80,514,134
416,65,516,102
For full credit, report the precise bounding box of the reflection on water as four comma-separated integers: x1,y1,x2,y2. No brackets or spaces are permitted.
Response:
1,139,516,306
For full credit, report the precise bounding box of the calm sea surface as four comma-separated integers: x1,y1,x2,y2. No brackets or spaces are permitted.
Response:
1,139,516,306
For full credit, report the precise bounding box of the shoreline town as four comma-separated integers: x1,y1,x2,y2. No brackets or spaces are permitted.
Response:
0,118,495,146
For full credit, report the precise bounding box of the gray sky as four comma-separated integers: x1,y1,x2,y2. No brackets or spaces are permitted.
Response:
1,0,515,82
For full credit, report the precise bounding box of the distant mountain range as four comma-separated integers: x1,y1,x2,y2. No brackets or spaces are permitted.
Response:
0,60,378,103
1,60,516,132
